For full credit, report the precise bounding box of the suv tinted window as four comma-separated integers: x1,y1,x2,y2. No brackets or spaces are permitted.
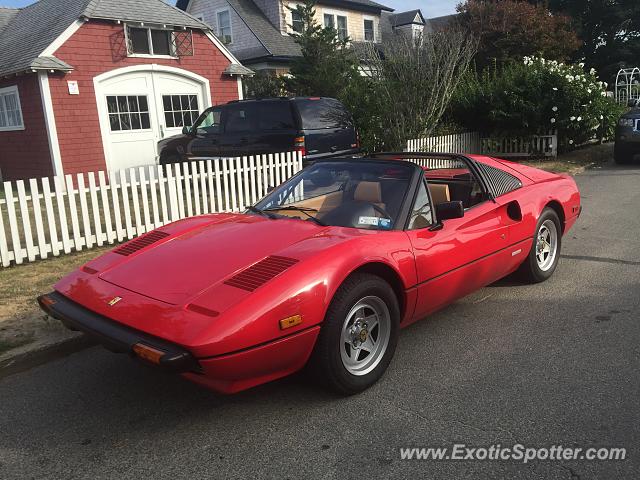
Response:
258,102,296,130
225,103,257,133
296,98,352,130
194,107,223,134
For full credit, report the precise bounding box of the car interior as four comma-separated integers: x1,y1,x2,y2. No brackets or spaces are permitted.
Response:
424,167,488,210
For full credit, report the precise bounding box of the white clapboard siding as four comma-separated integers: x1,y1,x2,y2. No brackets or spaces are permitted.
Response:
0,151,303,267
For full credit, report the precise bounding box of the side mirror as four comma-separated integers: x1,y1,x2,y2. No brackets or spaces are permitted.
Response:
436,201,465,221
627,99,639,108
182,125,192,135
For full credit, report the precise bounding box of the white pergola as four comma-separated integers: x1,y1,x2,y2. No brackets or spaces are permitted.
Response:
616,67,640,105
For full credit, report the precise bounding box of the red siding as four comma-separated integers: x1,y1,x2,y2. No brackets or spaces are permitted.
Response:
48,20,239,177
0,75,53,181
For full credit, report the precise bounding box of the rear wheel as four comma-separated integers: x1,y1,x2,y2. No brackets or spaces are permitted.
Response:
614,144,632,164
160,152,181,165
518,208,562,283
308,273,399,395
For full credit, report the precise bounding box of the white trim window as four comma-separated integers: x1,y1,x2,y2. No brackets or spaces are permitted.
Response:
323,13,348,40
216,9,233,44
0,85,24,131
127,25,175,57
363,17,375,42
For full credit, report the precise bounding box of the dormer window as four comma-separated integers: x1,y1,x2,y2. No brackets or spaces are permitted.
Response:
291,9,304,33
127,25,174,56
216,9,233,44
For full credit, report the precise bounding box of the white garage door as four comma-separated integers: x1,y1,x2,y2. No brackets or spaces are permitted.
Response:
96,67,207,172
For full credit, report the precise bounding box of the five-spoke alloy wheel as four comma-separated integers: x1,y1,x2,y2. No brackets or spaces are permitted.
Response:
519,208,562,283
309,273,399,395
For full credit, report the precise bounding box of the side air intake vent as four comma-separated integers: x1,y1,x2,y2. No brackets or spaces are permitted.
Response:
224,256,299,292
114,231,170,256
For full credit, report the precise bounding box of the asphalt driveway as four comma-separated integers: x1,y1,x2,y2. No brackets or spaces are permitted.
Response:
1,158,639,480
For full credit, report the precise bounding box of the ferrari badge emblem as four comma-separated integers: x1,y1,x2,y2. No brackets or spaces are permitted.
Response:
108,296,122,306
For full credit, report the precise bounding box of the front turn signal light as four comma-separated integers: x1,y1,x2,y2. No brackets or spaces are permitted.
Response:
133,343,165,365
279,315,303,330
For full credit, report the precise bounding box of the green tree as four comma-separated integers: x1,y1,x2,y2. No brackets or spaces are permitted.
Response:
285,1,359,98
457,0,580,68
529,0,640,82
244,71,287,99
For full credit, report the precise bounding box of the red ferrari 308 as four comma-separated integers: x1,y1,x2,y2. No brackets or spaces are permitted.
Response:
39,153,581,395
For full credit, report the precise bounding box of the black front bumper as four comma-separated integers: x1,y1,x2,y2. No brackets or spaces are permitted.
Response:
38,291,200,373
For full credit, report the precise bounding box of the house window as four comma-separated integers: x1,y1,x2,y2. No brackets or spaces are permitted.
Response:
0,86,24,131
323,13,348,40
336,15,348,40
323,14,335,29
128,26,173,56
217,9,232,44
163,94,200,128
107,95,151,131
291,9,304,33
364,19,375,41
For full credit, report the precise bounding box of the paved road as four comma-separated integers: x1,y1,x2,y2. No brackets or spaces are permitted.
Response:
1,159,639,480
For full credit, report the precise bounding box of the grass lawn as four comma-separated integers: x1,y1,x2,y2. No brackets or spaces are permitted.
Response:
519,142,613,175
0,247,108,358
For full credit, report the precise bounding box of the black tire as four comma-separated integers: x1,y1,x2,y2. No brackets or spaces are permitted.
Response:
160,152,181,165
614,145,631,164
308,273,400,395
518,208,562,283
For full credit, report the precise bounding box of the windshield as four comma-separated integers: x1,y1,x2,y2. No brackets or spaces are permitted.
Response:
254,161,414,230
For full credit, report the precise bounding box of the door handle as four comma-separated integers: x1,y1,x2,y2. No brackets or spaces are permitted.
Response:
330,146,338,152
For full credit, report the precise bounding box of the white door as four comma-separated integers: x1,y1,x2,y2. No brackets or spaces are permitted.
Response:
96,68,207,172
153,72,204,140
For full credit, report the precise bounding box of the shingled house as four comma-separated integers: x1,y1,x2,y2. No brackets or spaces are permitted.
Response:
177,0,438,74
0,0,252,181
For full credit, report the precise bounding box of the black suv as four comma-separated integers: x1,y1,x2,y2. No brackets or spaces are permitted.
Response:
157,97,359,165
615,98,640,164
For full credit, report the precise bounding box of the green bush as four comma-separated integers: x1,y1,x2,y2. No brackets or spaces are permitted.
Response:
449,57,625,151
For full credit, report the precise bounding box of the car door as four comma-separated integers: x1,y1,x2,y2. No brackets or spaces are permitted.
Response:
405,176,515,324
218,102,258,156
250,101,298,155
187,107,223,157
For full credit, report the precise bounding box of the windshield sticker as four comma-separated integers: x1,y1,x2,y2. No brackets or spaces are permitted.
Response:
358,217,393,229
379,218,392,229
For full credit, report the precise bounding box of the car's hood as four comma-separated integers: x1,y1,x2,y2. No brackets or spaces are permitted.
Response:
97,214,333,305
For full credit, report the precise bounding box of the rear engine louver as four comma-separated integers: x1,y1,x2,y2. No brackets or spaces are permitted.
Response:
224,256,299,292
114,231,170,256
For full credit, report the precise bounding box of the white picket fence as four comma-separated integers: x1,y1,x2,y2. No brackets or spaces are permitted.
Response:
481,131,558,158
0,152,302,267
407,130,558,158
406,131,482,154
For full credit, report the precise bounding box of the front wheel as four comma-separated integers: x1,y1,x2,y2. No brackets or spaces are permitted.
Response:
308,273,399,395
518,208,562,283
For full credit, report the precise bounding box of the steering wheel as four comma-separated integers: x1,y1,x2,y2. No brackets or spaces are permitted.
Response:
369,203,392,220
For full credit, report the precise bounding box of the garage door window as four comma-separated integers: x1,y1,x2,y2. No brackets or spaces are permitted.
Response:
107,95,151,131
163,94,199,128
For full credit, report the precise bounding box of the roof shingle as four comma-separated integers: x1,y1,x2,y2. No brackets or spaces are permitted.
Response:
0,0,217,78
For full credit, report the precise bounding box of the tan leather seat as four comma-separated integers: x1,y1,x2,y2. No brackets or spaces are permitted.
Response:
355,181,386,210
429,183,450,206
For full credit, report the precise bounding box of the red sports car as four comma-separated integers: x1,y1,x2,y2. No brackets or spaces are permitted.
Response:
39,153,581,395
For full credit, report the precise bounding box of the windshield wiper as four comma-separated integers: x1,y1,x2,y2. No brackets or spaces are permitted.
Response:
264,206,327,226
246,206,277,219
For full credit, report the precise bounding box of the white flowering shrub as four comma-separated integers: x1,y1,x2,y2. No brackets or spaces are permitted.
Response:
450,56,625,151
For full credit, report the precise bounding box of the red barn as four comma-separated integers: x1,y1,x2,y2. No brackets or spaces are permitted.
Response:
0,0,252,181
